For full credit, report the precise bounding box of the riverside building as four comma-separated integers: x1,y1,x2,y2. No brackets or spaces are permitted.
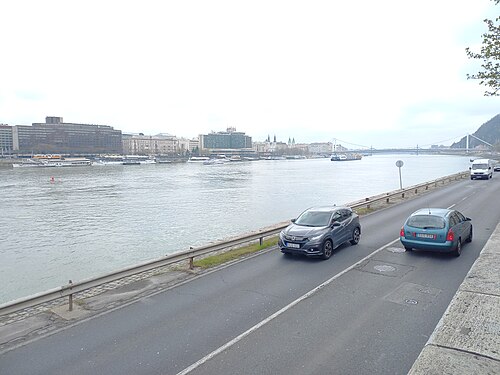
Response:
122,134,200,156
0,124,13,155
12,116,123,155
199,127,253,156
122,133,178,155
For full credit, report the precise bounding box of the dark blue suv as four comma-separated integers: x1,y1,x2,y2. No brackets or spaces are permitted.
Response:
279,206,361,260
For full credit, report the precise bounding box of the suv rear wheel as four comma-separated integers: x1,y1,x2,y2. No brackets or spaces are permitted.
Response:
350,227,361,245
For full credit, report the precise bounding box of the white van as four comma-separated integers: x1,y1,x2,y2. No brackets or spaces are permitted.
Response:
470,158,493,180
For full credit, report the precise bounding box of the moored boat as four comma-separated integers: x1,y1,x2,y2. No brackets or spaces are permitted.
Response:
13,157,91,167
188,156,210,163
92,155,124,166
330,153,362,161
122,158,141,165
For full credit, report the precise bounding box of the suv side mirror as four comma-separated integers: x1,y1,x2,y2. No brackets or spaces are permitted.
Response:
331,222,341,227
291,218,296,223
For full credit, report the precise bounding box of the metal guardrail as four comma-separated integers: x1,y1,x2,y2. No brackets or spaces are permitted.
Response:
0,171,469,316
349,170,470,210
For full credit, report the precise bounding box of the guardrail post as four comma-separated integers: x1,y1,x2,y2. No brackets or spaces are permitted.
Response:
365,197,371,209
414,188,418,194
401,192,405,198
259,236,263,246
68,280,73,312
189,257,194,270
425,185,428,190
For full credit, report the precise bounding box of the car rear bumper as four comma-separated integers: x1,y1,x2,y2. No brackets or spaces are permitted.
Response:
400,237,455,252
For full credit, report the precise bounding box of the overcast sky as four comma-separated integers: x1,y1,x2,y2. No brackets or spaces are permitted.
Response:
1,0,498,149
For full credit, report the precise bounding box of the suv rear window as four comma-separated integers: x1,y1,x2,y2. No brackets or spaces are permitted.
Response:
407,215,446,229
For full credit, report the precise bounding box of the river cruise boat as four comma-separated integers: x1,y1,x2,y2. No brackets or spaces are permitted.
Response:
92,155,125,166
188,156,210,163
13,157,91,168
330,153,362,161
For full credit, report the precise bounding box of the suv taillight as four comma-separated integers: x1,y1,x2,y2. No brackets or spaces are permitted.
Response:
400,228,405,237
446,229,454,241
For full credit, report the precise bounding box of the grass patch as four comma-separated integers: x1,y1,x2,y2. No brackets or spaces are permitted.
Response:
193,237,279,269
354,207,376,215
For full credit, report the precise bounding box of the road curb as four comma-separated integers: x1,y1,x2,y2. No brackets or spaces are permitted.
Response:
408,223,500,374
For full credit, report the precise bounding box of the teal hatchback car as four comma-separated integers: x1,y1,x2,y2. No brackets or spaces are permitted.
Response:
400,208,472,257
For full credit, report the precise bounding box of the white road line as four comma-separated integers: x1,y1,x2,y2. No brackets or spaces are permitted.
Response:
447,204,456,209
175,238,400,375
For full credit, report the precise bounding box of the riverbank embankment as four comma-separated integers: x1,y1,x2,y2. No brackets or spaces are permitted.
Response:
409,223,500,374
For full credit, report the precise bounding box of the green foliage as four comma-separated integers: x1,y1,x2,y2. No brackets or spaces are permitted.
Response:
466,0,500,96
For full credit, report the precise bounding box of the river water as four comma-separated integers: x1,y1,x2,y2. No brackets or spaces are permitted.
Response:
0,154,471,304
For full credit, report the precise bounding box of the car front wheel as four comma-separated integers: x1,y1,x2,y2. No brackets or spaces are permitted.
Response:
350,227,361,245
453,239,462,257
321,240,333,260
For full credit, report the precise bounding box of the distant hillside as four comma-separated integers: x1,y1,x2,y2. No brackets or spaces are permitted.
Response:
451,114,500,149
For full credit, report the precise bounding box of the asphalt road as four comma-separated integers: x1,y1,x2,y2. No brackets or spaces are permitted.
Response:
2,175,500,375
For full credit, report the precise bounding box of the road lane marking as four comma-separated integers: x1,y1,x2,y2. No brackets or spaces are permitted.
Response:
175,238,400,375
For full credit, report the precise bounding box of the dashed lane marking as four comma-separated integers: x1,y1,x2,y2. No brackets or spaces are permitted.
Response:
174,237,400,375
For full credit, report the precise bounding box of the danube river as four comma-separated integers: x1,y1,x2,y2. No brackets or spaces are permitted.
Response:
0,154,471,304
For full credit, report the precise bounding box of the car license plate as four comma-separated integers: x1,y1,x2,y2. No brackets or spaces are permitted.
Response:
416,233,435,239
287,242,300,248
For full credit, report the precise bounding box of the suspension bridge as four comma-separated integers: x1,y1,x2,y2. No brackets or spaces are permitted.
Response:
335,133,497,155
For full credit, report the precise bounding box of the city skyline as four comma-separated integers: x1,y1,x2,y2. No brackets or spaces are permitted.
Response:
1,0,499,148
4,114,498,151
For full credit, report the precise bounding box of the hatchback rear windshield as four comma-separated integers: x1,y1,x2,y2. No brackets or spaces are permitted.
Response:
407,215,446,229
296,211,332,227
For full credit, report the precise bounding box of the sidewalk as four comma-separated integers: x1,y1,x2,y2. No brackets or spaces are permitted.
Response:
409,223,500,374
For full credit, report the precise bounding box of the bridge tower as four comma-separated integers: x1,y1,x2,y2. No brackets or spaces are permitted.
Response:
467,133,494,153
